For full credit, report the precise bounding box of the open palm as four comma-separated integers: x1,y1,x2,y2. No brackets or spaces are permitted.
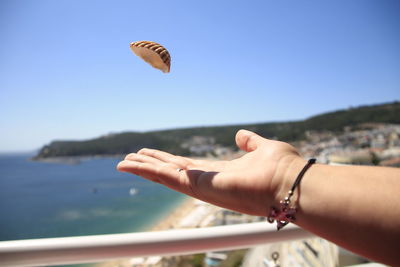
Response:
117,129,302,216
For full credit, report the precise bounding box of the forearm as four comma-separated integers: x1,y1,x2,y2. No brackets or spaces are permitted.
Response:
276,158,400,265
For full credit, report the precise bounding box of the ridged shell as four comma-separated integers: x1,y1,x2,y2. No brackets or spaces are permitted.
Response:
130,41,171,73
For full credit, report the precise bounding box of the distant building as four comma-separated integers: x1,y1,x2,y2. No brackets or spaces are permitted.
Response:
328,149,373,165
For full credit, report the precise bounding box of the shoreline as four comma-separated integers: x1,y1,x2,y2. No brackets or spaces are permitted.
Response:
148,196,197,232
30,154,125,164
96,196,199,267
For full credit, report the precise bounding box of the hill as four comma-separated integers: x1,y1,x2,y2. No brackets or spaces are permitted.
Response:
33,101,400,159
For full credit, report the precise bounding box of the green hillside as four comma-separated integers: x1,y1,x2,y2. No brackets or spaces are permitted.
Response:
34,101,400,159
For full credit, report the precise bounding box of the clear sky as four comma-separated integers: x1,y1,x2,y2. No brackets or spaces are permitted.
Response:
1,0,399,152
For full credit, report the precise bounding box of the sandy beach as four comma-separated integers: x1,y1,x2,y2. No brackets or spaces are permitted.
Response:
96,196,206,267
149,197,198,231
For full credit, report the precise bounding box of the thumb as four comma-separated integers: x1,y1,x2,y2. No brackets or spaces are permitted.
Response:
235,129,265,152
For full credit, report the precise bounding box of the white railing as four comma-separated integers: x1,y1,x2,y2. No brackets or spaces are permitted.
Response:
0,222,313,267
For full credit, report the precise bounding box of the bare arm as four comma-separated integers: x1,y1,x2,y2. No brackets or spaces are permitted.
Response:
117,129,400,265
281,157,400,265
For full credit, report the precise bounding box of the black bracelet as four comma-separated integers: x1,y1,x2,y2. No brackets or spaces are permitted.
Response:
267,158,316,230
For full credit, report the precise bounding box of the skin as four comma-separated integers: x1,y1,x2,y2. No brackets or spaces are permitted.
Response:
117,129,400,265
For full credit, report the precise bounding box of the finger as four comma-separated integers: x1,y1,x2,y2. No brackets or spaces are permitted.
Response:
117,160,145,176
124,153,164,165
138,148,191,167
235,129,265,152
117,160,194,196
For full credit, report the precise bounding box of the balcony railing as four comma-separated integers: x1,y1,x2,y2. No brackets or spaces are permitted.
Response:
0,222,313,266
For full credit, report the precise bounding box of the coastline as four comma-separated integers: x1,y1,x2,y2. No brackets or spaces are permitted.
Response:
148,196,197,231
95,196,199,267
30,154,125,165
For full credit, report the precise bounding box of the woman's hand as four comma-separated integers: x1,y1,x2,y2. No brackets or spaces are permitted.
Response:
118,129,400,265
117,129,304,216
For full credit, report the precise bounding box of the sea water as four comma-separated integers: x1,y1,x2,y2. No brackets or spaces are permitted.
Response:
0,153,186,241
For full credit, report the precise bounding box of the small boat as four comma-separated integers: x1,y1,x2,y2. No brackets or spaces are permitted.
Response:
129,188,138,196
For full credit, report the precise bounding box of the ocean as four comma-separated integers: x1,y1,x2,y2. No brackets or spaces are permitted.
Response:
0,153,186,241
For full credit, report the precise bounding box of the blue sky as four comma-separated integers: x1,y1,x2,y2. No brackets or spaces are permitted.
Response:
1,0,399,152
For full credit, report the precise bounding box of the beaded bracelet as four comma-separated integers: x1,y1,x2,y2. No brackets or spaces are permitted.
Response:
267,158,316,230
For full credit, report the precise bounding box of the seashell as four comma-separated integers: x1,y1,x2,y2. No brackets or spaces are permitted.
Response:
130,41,171,73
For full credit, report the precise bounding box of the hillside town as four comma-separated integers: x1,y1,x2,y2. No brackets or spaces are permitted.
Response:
297,123,400,167
182,123,400,167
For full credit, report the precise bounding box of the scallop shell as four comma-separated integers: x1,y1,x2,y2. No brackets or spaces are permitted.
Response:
130,41,171,73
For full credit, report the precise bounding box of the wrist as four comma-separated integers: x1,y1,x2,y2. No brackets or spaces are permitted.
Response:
273,155,307,207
